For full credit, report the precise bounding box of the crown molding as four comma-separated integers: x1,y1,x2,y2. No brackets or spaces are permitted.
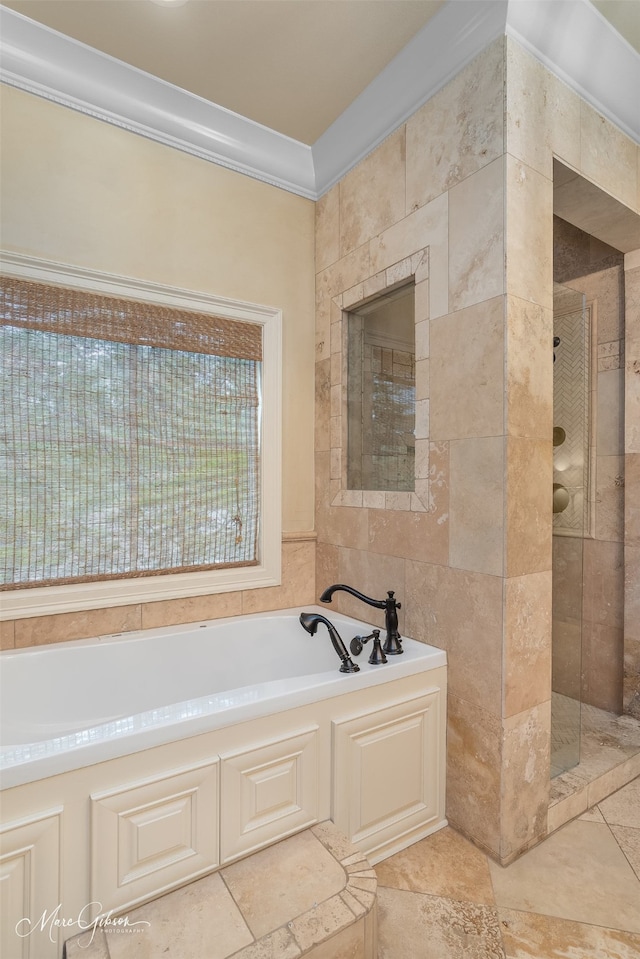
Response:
505,0,640,146
0,4,316,198
1,1,638,201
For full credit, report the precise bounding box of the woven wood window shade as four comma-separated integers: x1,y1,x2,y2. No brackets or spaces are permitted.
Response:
0,276,263,589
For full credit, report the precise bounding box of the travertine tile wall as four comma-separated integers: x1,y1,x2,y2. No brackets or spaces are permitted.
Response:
315,36,640,864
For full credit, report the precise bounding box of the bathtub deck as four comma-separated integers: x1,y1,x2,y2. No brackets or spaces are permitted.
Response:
64,821,377,959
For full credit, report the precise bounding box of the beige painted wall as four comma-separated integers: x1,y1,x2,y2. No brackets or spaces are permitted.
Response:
0,84,317,646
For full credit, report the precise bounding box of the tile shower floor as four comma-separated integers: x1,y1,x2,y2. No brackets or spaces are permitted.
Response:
376,777,640,958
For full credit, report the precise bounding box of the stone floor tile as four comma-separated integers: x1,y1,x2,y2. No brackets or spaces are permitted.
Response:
488,820,640,933
499,907,640,959
578,804,605,822
377,887,505,959
598,776,640,828
610,824,640,880
105,872,253,959
221,831,345,939
375,825,495,905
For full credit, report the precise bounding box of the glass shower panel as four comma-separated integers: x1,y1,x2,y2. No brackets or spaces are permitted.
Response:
551,281,589,777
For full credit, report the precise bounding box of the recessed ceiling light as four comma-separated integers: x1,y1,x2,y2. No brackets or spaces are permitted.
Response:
150,0,189,7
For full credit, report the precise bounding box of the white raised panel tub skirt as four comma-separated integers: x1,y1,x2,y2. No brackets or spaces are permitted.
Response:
0,606,447,959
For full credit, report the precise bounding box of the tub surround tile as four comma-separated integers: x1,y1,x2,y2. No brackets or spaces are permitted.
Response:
141,590,242,630
0,618,15,650
498,908,640,959
406,37,505,211
448,158,504,313
406,561,502,714
430,296,504,442
488,819,640,934
14,604,142,648
369,505,448,567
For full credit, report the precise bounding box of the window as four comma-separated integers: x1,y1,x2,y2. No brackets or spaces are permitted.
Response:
0,257,281,618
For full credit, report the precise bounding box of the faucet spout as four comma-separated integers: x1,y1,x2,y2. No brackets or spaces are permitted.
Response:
320,584,403,655
299,612,360,673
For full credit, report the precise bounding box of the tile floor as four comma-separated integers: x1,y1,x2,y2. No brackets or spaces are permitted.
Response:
376,776,640,959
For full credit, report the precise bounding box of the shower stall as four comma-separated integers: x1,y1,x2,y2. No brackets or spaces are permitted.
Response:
551,280,590,776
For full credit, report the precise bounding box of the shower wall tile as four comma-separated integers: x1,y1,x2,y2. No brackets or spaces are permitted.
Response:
580,102,638,212
505,155,553,310
449,436,504,576
448,157,505,313
583,538,624,630
430,296,504,441
500,702,551,863
446,694,502,858
315,184,340,273
339,127,406,258
552,535,584,622
14,604,142,648
578,266,624,343
405,560,503,715
581,622,624,714
505,437,553,577
506,296,553,440
406,37,504,211
506,38,581,178
504,571,552,717
595,454,625,542
626,453,640,547
551,619,583,700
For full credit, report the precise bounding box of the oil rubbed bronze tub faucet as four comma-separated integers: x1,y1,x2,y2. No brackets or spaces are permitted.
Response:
319,584,403,655
299,612,360,673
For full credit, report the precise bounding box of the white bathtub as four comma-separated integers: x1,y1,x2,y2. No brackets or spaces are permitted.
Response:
1,606,445,789
0,606,447,959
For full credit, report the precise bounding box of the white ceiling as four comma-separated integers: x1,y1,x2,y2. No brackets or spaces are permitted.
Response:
2,0,638,146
